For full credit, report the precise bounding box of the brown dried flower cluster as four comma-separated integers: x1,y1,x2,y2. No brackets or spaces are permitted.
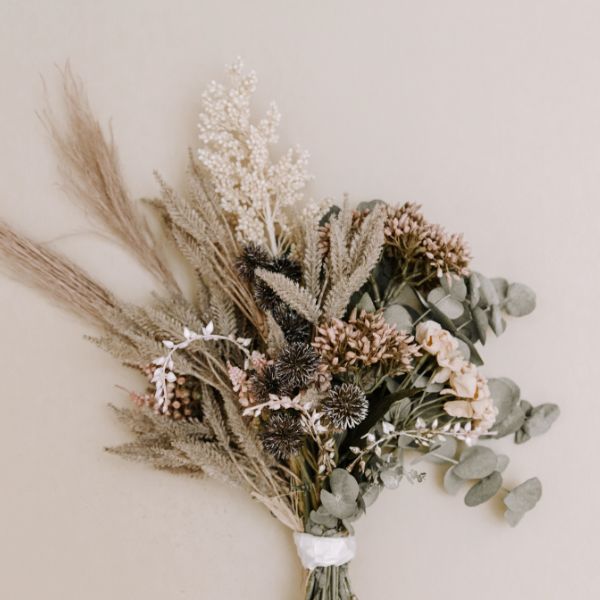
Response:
383,202,471,280
319,202,471,283
312,308,421,375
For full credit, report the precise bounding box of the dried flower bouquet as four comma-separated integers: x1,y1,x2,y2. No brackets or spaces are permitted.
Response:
0,61,559,600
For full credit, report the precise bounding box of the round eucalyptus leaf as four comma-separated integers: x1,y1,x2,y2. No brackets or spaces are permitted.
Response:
320,490,357,519
468,273,481,308
489,304,506,336
495,454,510,473
472,306,488,344
498,377,521,399
427,287,464,320
493,403,527,438
464,471,503,507
454,446,497,480
380,467,403,490
488,378,520,423
475,272,499,308
504,509,525,527
383,304,413,332
504,283,536,317
504,477,542,513
356,199,386,211
443,466,465,495
329,468,360,502
360,483,381,507
441,276,468,301
523,403,560,438
356,292,376,313
491,277,509,300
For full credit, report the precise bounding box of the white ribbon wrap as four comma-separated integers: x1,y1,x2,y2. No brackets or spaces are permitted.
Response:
293,532,357,570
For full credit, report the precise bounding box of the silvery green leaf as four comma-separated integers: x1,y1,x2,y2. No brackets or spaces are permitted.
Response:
492,403,527,438
413,374,429,388
498,377,521,399
341,520,356,535
422,437,458,465
360,484,381,507
320,490,357,519
383,304,413,332
489,304,506,335
310,525,324,536
464,471,503,507
443,466,465,495
504,477,542,513
356,199,386,211
523,404,560,438
504,509,525,527
441,276,468,301
310,507,339,528
425,381,444,393
488,378,520,423
504,283,536,317
380,467,403,489
427,287,464,319
329,468,360,502
472,306,488,344
495,454,510,473
515,429,531,444
475,273,499,308
387,397,411,423
356,292,376,313
454,446,497,479
455,332,484,366
491,277,509,300
520,399,533,415
397,433,414,448
385,377,400,393
468,273,481,308
456,338,471,361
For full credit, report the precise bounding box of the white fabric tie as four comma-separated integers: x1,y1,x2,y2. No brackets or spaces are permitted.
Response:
293,532,357,570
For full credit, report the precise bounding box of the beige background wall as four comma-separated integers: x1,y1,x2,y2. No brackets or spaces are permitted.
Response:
1,1,598,598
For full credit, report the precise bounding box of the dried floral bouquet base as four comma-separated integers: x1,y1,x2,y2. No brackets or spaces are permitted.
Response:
0,61,559,599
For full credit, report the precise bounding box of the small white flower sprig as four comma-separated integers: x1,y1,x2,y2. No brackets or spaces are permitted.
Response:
152,323,252,413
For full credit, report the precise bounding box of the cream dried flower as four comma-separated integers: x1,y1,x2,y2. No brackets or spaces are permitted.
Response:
312,308,421,374
197,58,313,254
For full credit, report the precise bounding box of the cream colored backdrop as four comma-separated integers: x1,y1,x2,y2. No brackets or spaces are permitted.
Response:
1,1,598,599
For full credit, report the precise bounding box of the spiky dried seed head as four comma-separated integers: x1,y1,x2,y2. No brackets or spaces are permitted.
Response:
272,304,311,344
249,363,288,402
275,342,320,390
261,410,305,460
321,383,368,430
236,243,272,281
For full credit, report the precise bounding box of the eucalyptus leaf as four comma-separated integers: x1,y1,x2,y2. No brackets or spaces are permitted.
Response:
472,306,488,344
504,283,536,317
441,276,468,301
443,466,465,495
356,292,376,313
504,477,542,513
360,484,381,507
522,404,560,438
491,277,509,300
380,466,403,489
464,471,503,507
455,332,484,366
454,446,497,479
320,490,357,519
489,304,506,336
383,304,413,332
495,454,510,473
475,273,500,308
356,199,386,211
329,468,360,501
385,377,400,393
386,397,411,423
488,378,520,423
427,287,464,319
493,403,527,438
504,509,525,527
310,507,339,528
468,273,481,308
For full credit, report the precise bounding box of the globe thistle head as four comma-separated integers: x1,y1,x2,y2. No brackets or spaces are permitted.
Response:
261,410,305,460
321,383,368,430
269,255,302,282
249,363,289,402
272,304,312,344
236,243,272,282
253,279,281,311
275,342,320,390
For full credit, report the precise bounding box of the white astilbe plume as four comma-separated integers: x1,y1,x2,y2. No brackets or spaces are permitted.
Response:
197,58,313,254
